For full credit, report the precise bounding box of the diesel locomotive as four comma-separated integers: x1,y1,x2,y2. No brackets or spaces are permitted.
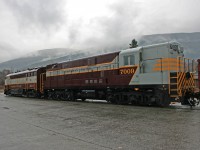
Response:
4,42,200,106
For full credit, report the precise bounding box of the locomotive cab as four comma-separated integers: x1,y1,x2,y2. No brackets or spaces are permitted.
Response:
118,42,199,106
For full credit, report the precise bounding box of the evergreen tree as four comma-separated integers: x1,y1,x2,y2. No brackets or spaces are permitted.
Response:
129,39,138,48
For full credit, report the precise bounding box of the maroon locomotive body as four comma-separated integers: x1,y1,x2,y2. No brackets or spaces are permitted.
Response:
4,67,46,97
44,52,137,103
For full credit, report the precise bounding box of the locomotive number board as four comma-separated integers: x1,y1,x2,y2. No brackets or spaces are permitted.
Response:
119,66,137,75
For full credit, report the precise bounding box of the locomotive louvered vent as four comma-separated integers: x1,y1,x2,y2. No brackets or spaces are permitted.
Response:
170,44,178,51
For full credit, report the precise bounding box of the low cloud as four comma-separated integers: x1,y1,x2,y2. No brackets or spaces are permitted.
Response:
0,42,20,62
0,0,200,63
82,0,142,51
66,0,200,51
4,0,67,32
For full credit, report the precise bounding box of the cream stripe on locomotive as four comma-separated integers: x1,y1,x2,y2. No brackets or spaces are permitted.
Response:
46,56,120,77
5,76,37,85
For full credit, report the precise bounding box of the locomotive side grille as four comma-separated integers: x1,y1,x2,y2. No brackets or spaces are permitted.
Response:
153,58,183,72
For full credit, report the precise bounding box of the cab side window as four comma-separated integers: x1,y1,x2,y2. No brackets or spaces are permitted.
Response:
124,56,129,65
124,55,135,66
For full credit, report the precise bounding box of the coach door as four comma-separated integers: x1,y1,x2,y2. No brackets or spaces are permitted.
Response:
40,73,46,94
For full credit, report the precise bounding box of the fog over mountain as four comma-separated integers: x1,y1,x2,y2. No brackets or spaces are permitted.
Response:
0,32,199,72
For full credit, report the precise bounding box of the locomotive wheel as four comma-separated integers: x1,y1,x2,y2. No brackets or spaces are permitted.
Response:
65,92,70,101
48,93,53,99
130,95,138,105
154,90,170,107
81,98,86,101
181,97,189,105
115,95,123,105
121,95,129,105
106,94,116,104
65,92,75,101
52,94,58,100
156,98,170,107
27,92,30,98
60,93,65,100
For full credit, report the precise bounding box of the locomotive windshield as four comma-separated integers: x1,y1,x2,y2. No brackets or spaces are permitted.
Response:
170,43,184,54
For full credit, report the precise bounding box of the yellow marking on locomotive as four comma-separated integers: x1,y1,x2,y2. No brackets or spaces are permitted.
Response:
119,68,135,75
119,65,136,69
153,66,182,71
154,63,183,67
153,58,184,72
156,58,183,62
46,64,138,78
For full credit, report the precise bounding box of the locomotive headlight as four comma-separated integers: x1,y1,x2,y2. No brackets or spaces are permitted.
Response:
134,88,139,91
161,85,167,90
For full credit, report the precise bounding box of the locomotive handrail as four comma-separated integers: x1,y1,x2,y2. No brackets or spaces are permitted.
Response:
142,58,163,61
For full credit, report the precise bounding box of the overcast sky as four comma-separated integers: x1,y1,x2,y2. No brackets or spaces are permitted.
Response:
0,0,200,62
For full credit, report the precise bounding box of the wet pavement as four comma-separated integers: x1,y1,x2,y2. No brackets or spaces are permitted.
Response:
0,93,200,150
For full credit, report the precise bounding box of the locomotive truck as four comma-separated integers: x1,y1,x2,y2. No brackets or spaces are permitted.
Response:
4,42,200,106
